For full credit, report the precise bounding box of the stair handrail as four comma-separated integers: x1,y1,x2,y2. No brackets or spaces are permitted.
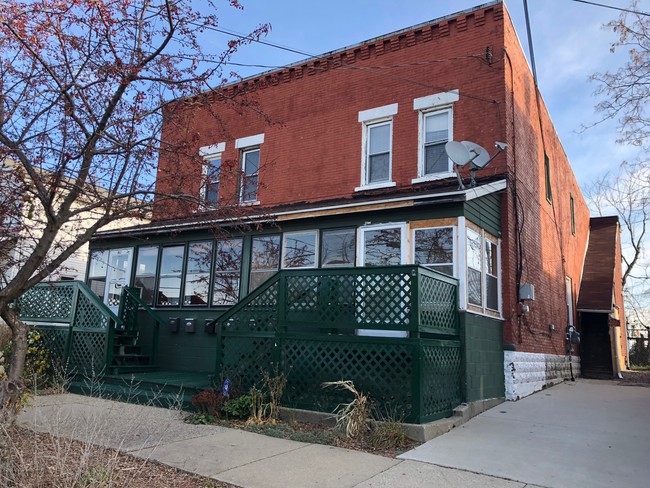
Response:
119,286,162,367
213,272,281,331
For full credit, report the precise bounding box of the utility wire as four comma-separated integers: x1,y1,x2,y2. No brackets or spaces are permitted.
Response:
571,0,650,17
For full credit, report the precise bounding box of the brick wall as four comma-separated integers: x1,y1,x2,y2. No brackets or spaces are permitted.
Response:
153,2,594,360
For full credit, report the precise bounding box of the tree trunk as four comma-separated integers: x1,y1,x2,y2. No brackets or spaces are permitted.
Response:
0,306,27,424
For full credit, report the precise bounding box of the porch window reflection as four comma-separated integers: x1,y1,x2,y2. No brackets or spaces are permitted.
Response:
184,241,213,306
413,227,454,276
467,229,482,306
321,228,356,267
250,235,280,291
134,246,159,305
363,228,401,266
213,238,243,306
157,246,185,306
283,231,317,268
485,239,498,311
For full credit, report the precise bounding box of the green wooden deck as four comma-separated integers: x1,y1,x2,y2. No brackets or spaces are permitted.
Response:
105,370,213,390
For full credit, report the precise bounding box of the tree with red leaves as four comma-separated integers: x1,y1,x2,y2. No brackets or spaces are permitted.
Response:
0,0,268,413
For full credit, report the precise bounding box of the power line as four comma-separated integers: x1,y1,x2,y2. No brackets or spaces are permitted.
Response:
572,0,650,17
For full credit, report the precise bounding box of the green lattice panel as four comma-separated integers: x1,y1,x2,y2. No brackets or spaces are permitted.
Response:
419,273,458,334
281,337,414,418
37,326,69,365
223,281,278,333
74,292,110,329
284,272,413,330
68,331,108,374
421,340,462,420
354,273,413,328
17,285,74,321
219,336,276,394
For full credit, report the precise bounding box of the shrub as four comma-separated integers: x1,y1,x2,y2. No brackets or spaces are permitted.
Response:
222,394,254,418
190,389,223,417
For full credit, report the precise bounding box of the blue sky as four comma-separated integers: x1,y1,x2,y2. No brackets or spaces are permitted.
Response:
208,0,644,187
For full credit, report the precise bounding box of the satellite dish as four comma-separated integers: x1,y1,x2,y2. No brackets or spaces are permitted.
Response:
462,141,490,168
445,141,471,167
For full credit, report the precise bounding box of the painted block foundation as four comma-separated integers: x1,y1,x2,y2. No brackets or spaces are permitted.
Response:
504,350,580,400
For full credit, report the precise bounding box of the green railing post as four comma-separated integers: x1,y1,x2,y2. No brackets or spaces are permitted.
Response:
411,267,420,338
412,338,424,424
63,284,80,365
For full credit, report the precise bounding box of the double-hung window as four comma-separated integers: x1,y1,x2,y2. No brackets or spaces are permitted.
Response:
157,246,185,307
199,143,225,206
236,134,264,204
466,226,500,314
412,90,458,183
356,103,398,191
249,235,281,291
184,241,213,306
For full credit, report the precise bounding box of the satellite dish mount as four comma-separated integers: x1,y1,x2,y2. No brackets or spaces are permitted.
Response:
444,140,507,189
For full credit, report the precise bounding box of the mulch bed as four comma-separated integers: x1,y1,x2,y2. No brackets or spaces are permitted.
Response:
2,426,235,488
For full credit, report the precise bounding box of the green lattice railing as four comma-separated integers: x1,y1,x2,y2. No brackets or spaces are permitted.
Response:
216,265,461,423
17,281,122,374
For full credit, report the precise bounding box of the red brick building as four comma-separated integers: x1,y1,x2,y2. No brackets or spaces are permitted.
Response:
89,0,627,407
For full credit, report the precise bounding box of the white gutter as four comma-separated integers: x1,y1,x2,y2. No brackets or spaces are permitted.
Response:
96,179,507,239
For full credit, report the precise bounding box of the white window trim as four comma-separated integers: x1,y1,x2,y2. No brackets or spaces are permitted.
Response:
281,230,319,269
412,101,456,184
235,133,264,149
357,222,408,266
457,217,468,310
411,225,457,278
413,89,459,111
358,103,398,122
356,116,396,192
199,142,225,207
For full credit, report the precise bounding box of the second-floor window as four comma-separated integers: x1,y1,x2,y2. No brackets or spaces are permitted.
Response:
356,103,398,191
236,133,264,204
241,148,260,203
421,110,451,176
199,142,225,206
365,121,392,185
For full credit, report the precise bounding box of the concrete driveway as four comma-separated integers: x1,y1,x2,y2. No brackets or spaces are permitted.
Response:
401,378,650,488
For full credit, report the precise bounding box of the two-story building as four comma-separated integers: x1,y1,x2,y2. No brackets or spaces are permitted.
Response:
67,0,626,419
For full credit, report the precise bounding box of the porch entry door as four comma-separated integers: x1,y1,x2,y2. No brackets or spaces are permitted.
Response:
357,224,408,338
104,248,134,314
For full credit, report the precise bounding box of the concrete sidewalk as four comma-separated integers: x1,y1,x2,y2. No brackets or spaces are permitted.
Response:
402,379,650,488
18,393,532,488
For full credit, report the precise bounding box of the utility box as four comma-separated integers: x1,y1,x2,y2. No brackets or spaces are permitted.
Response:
204,319,216,334
168,317,179,333
519,284,535,301
185,318,196,333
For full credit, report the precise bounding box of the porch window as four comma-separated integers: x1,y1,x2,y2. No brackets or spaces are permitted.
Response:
321,228,356,267
282,231,318,269
250,235,281,291
467,229,483,307
134,246,159,305
485,238,498,311
466,227,501,313
360,226,404,267
184,241,213,306
213,238,243,306
88,250,108,298
413,226,455,276
157,246,185,306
